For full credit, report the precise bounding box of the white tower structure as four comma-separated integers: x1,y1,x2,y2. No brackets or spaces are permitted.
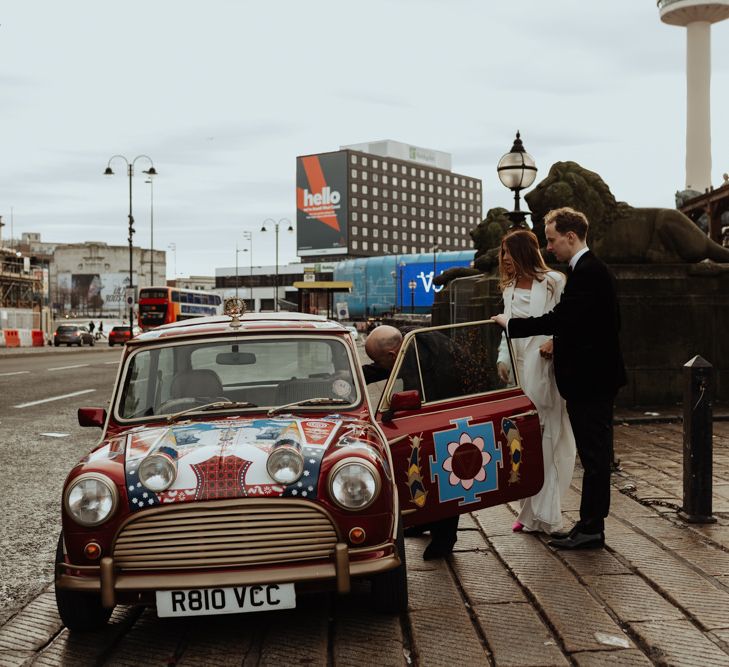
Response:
658,0,729,191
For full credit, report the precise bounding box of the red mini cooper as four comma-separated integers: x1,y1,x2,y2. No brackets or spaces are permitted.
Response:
55,303,544,630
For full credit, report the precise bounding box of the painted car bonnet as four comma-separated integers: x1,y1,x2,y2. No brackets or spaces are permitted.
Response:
122,418,344,512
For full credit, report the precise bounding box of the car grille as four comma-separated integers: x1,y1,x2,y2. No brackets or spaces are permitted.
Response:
112,498,339,570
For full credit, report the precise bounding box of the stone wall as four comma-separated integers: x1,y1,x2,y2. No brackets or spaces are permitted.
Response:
433,265,729,407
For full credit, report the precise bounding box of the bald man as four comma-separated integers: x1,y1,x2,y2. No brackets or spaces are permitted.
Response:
363,325,403,384
363,324,460,560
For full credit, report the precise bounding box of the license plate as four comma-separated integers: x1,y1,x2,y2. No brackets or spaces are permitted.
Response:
156,583,296,618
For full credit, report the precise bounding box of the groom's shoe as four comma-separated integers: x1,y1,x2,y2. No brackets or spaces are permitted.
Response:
549,524,581,540
548,530,605,550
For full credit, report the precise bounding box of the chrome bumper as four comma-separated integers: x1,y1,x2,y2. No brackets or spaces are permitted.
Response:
56,542,400,608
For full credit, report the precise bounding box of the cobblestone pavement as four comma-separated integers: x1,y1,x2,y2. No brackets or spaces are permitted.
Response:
1,420,729,666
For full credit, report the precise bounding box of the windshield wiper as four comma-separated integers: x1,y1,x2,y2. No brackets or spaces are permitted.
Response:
167,400,257,423
267,397,350,417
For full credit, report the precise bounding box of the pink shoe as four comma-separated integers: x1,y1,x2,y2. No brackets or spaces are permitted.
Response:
512,521,524,532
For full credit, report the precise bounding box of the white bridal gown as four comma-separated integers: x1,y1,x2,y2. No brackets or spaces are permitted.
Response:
498,271,577,533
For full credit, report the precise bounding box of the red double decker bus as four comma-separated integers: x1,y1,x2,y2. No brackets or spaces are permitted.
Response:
138,287,223,331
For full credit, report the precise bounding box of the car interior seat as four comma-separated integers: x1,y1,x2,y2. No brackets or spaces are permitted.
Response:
170,369,225,400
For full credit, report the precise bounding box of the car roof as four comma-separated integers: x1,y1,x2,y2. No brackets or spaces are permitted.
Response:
130,312,348,345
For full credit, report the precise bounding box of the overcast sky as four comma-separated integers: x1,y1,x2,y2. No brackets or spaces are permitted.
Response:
1,1,728,278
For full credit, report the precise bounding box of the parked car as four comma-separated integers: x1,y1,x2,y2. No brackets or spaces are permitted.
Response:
108,325,141,346
54,324,95,347
56,306,544,631
344,325,359,340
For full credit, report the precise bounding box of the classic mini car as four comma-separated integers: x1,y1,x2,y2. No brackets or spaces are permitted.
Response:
56,301,544,631
54,324,95,347
108,325,141,347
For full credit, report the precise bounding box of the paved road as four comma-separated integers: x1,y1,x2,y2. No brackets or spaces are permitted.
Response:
0,347,122,625
3,347,729,665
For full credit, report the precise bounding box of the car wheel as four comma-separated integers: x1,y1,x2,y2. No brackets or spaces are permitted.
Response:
370,519,408,613
89,338,95,347
54,532,113,631
108,342,114,347
54,342,59,347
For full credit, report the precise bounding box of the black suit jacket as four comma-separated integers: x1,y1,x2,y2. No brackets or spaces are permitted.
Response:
507,251,626,401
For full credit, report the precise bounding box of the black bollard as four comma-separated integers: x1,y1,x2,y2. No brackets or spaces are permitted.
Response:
678,355,716,523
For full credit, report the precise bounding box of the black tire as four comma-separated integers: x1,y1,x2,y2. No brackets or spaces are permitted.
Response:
89,338,95,347
371,518,408,613
108,341,114,347
55,532,113,631
54,342,59,347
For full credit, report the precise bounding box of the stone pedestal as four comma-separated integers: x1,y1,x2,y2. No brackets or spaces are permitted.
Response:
433,264,729,407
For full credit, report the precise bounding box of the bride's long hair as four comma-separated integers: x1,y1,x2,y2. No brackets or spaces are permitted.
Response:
498,229,552,292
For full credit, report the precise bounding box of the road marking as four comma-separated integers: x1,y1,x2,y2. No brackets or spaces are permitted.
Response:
48,363,90,371
104,361,119,365
14,389,96,409
0,371,30,377
40,432,70,438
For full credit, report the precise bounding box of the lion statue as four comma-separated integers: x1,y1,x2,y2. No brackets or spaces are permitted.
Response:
525,161,729,264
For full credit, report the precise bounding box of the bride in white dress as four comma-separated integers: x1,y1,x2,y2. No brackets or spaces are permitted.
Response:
496,229,576,534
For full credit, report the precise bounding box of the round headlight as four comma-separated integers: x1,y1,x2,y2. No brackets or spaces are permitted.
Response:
267,445,304,485
65,474,118,527
139,453,177,492
329,459,380,510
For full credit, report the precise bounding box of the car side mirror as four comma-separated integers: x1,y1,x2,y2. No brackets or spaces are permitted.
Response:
78,407,106,428
381,390,422,422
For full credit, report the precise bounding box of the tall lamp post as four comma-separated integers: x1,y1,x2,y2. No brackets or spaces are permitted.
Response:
408,279,417,314
167,243,177,281
431,244,440,279
497,131,537,229
145,175,155,286
104,154,158,324
243,230,253,308
260,218,293,312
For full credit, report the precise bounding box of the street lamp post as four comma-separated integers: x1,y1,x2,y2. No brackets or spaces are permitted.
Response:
390,270,397,313
243,230,253,307
145,176,155,286
431,244,440,280
104,154,157,325
260,218,293,312
168,243,177,281
408,279,417,314
497,131,537,229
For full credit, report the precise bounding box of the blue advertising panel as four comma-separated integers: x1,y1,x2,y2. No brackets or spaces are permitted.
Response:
398,260,466,308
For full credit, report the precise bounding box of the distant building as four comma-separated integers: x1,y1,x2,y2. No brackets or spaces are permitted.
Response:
168,275,216,291
15,234,166,318
296,140,483,263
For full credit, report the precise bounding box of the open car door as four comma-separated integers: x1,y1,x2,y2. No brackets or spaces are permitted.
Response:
374,320,544,527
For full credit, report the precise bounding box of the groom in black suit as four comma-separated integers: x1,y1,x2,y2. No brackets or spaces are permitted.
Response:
494,207,626,550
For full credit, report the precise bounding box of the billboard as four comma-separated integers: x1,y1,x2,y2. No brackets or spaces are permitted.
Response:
398,261,468,309
57,271,135,315
297,151,348,257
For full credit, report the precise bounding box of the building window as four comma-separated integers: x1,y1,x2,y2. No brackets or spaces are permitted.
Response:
383,162,388,171
351,169,357,178
383,202,389,212
363,213,369,222
373,173,379,183
411,180,416,189
362,171,368,180
420,169,425,178
362,199,368,209
352,240,358,249
352,211,358,221
373,201,379,210
393,230,399,240
373,214,379,224
363,241,369,250
373,242,379,251
373,229,379,238
392,244,398,253
373,159,379,169
411,167,416,176
383,175,389,185
437,173,442,182
351,154,357,164
363,227,369,237
383,229,389,239
352,225,359,236
362,156,368,167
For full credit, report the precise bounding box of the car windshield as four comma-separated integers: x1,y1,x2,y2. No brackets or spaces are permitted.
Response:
118,335,360,420
57,326,78,333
